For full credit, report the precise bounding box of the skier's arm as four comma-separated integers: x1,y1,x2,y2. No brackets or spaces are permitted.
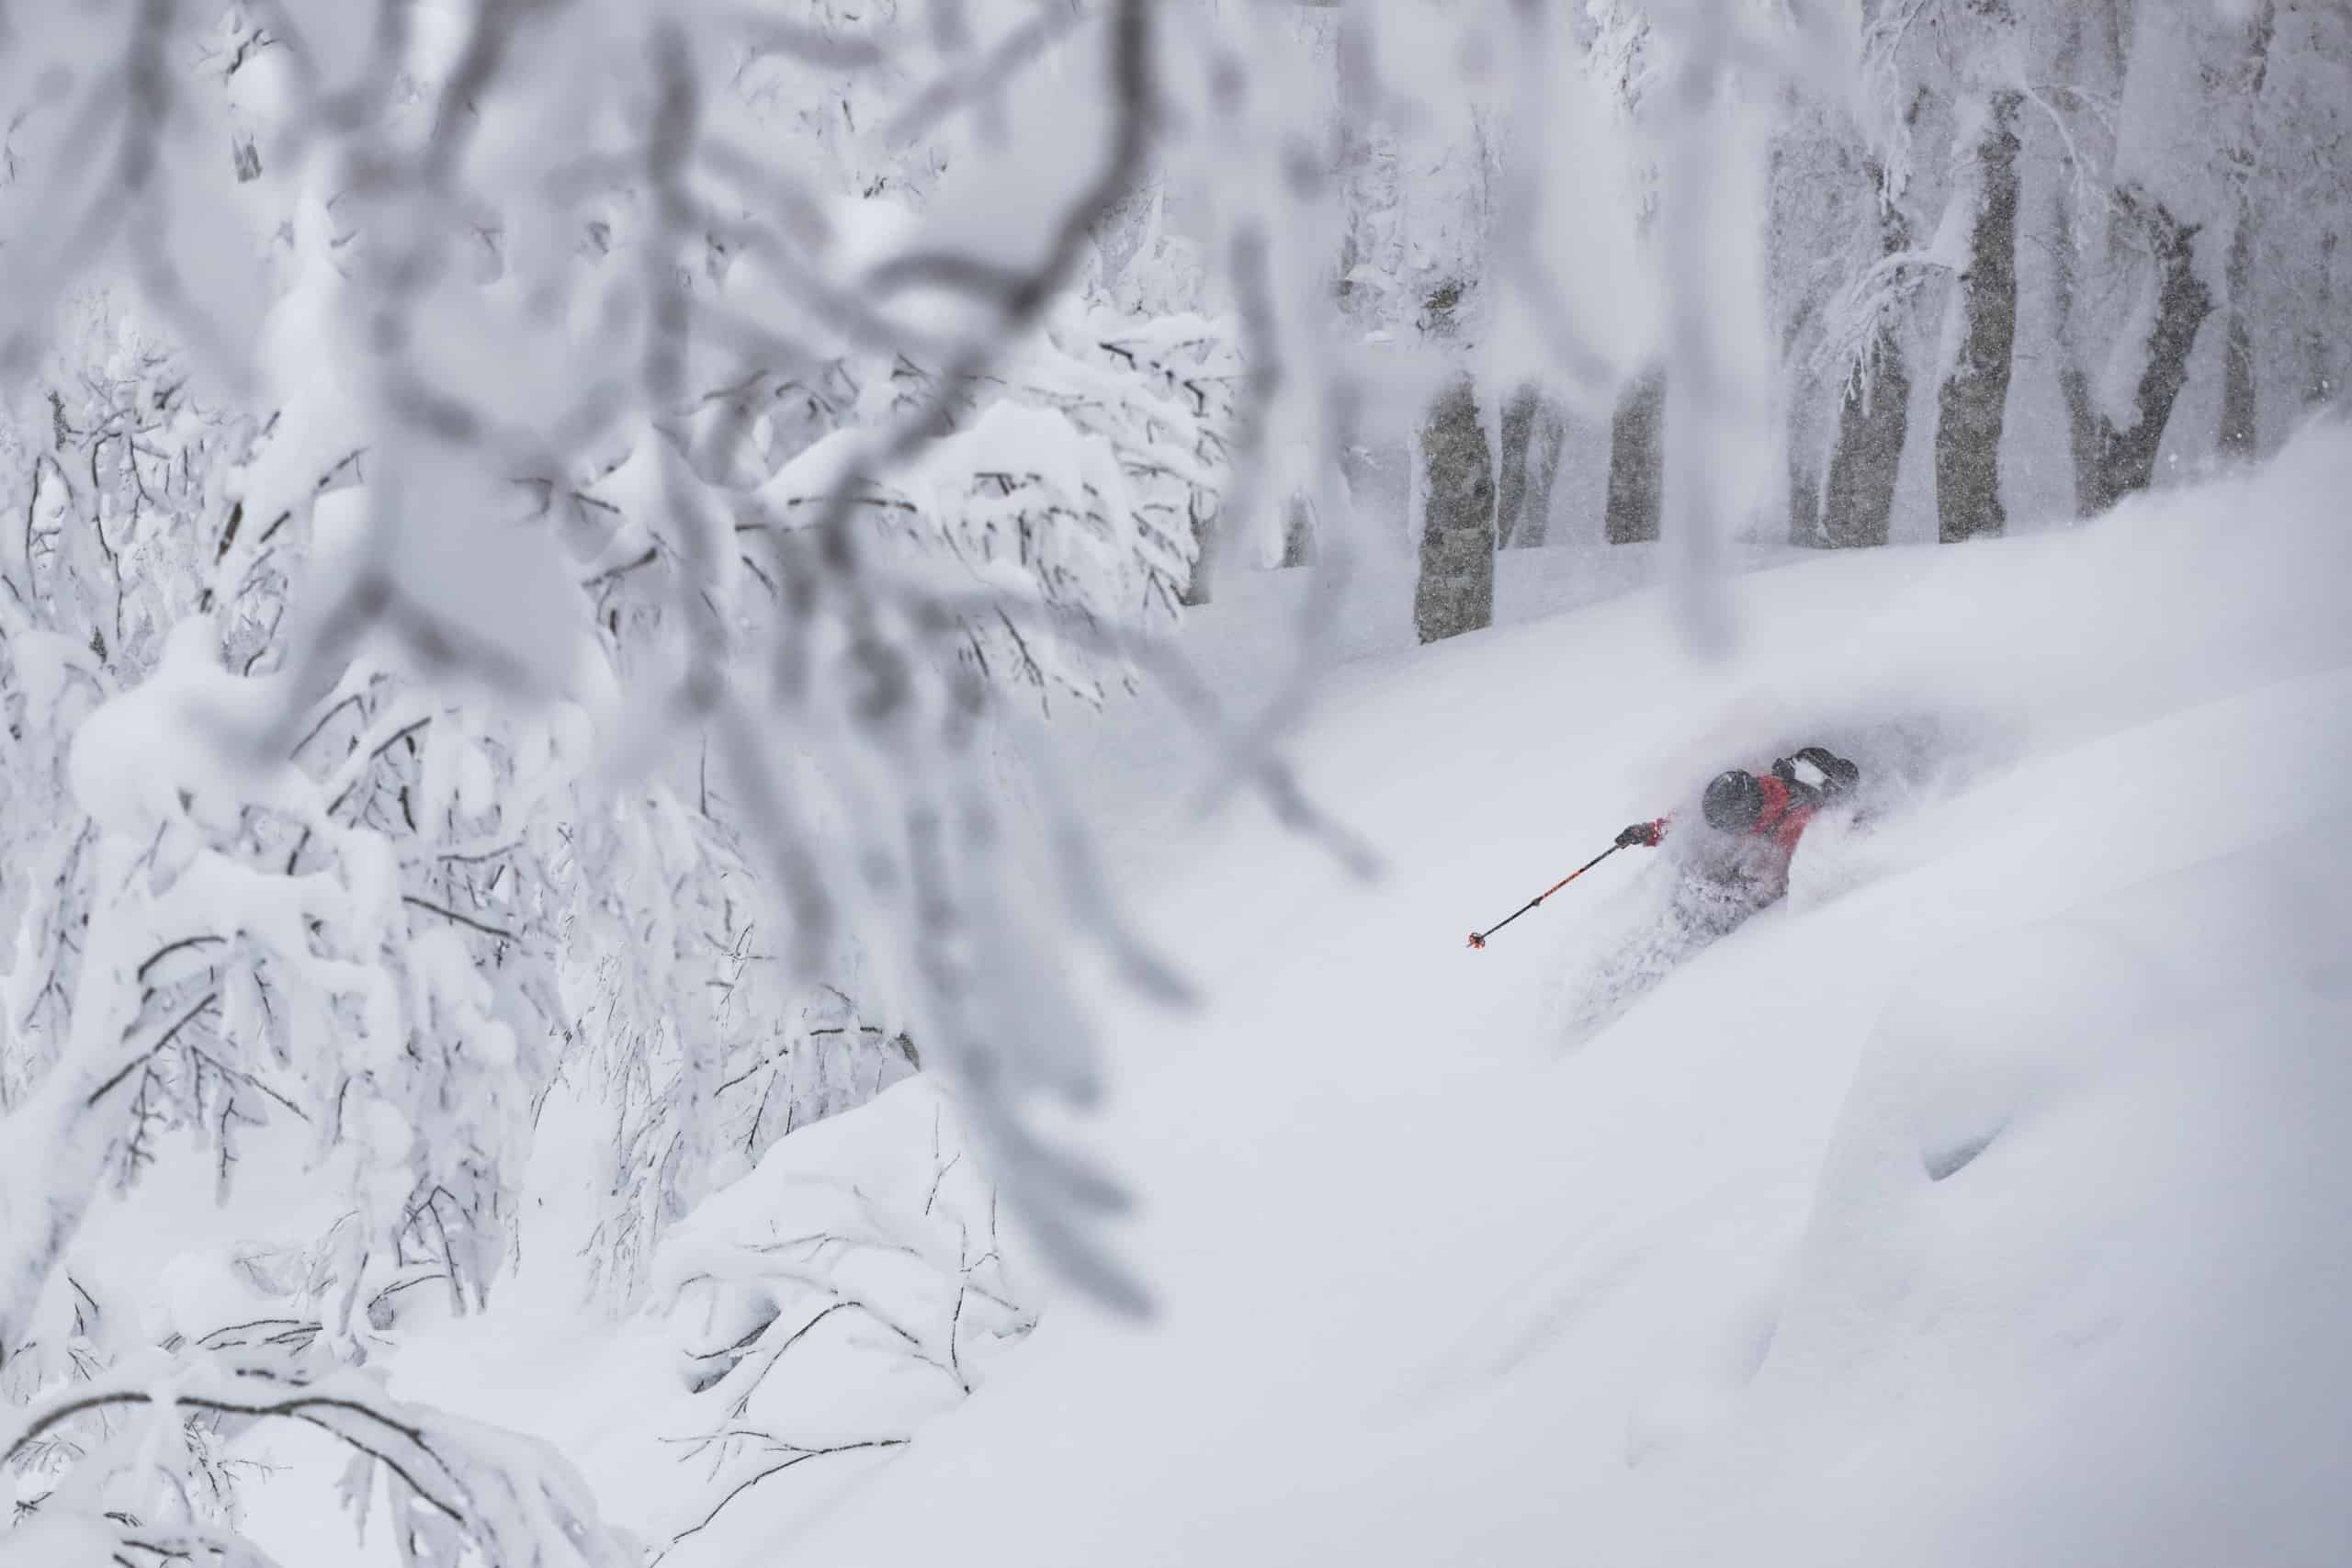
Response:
1616,818,1669,849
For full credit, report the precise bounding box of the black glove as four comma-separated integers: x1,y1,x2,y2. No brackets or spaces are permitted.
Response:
1776,748,1860,799
1794,746,1860,797
1616,820,1663,849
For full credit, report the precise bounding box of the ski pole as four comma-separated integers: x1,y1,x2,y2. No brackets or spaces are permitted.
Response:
1467,842,1623,950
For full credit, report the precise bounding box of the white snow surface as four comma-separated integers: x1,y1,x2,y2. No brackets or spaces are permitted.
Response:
235,425,2351,1564
774,424,2352,1567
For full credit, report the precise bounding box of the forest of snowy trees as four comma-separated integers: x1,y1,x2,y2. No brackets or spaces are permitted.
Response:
1387,0,2349,641
0,1,2344,1563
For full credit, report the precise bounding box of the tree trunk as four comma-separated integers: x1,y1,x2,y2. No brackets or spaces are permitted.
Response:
1820,175,1913,548
2046,8,2108,518
1280,497,1314,568
2219,204,2258,458
1496,383,1566,548
1523,400,1564,547
1496,384,1535,549
2050,189,2105,516
2219,0,2274,459
2309,231,2340,410
2083,193,2213,512
1413,373,1496,644
1603,368,1665,545
1788,451,1822,546
1934,91,2022,544
1180,491,1216,605
2055,363,2101,517
1822,350,1911,547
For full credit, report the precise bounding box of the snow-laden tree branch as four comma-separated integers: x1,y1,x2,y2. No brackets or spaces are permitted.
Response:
0,0,1238,1359
1,1346,634,1566
0,0,1293,1554
641,1078,1025,1564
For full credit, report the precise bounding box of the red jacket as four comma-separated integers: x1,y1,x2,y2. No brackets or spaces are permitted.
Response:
1747,773,1818,855
1630,775,1820,858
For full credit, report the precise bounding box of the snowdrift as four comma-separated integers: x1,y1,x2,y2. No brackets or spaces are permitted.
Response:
749,425,2352,1567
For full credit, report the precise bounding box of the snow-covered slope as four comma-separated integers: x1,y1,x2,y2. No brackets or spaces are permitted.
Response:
216,430,2352,1567
738,427,2352,1567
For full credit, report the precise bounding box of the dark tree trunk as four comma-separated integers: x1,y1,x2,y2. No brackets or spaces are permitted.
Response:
2219,0,2274,459
1495,383,1566,548
1788,451,1823,546
2055,193,2215,515
1523,400,1565,547
2046,10,2106,518
1822,350,1911,547
1496,384,1535,548
1494,385,1533,550
1821,175,1913,548
1413,373,1496,644
2055,361,2100,516
2080,193,2214,513
1935,91,2022,544
1180,491,1216,605
1603,368,1666,545
2050,191,2105,516
2309,231,2339,410
1280,497,1314,567
2219,205,2258,458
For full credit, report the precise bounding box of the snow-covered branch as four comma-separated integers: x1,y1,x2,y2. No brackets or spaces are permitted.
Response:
1,1349,634,1566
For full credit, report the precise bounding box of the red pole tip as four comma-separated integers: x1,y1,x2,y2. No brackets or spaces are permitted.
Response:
1467,932,1485,949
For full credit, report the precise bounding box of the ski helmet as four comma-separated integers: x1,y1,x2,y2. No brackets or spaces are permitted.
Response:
1702,769,1763,831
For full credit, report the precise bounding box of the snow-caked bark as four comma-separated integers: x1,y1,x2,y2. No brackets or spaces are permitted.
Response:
1934,90,2022,544
1412,372,1496,645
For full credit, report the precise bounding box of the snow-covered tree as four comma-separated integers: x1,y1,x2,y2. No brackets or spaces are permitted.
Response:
0,1,1251,1554
1794,0,2347,537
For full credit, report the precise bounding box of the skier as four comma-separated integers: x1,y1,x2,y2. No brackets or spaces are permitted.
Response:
1610,746,1861,867
1551,746,1862,1040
